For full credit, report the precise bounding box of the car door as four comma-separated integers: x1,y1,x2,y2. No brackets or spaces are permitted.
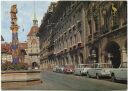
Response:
90,68,96,77
121,62,127,80
120,68,127,80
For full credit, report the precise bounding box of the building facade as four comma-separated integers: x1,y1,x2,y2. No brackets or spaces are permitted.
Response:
1,43,12,63
38,1,127,69
38,2,56,69
27,17,40,69
1,42,28,64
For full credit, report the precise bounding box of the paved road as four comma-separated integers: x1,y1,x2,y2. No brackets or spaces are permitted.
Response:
22,70,127,91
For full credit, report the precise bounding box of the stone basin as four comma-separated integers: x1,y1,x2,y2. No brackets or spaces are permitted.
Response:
1,70,42,89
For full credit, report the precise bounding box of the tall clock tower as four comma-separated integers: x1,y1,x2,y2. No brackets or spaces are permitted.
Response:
27,3,40,69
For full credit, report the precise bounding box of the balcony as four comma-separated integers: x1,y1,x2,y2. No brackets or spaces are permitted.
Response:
60,50,64,55
73,44,77,49
69,46,73,51
64,48,67,52
77,42,84,49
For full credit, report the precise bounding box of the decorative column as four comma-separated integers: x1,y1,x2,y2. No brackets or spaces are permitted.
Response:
10,5,19,64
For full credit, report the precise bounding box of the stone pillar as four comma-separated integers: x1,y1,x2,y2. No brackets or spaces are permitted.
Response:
72,55,75,65
99,41,102,64
68,53,72,65
121,47,127,62
78,55,81,64
56,58,59,66
63,57,66,65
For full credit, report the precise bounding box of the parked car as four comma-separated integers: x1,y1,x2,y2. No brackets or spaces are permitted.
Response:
64,65,75,74
110,62,127,82
53,65,65,73
87,63,112,79
74,64,92,76
59,66,65,73
53,66,59,72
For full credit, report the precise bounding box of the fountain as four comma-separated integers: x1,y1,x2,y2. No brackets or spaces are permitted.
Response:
1,5,42,90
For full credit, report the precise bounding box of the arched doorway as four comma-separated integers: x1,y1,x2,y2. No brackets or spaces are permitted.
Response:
105,41,121,68
32,62,38,69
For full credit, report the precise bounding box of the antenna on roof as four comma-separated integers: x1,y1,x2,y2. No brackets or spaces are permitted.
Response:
33,0,38,26
34,0,36,20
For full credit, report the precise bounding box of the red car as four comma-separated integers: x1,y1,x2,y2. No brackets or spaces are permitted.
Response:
64,65,75,74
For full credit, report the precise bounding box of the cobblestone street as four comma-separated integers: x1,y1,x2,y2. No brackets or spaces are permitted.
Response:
21,70,127,91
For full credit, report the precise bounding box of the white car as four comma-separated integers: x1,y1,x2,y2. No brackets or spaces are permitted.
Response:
110,62,127,82
59,66,65,73
87,63,112,79
53,66,59,72
74,64,92,76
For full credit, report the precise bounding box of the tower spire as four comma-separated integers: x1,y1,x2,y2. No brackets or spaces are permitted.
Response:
33,1,38,26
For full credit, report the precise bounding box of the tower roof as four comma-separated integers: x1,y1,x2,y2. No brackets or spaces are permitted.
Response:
27,26,39,36
1,36,4,41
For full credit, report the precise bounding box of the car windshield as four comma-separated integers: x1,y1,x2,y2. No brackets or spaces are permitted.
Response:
121,62,127,68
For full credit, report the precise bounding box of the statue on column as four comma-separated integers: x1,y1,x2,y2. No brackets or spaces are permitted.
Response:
10,4,19,64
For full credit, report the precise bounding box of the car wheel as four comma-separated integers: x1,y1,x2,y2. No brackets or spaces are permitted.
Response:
111,74,116,82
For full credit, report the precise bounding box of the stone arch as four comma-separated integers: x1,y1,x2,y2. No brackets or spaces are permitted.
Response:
104,41,121,68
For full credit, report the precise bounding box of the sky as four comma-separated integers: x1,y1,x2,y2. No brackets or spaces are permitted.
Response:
1,1,52,43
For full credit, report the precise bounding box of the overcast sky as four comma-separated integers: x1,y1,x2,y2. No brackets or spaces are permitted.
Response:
1,1,51,43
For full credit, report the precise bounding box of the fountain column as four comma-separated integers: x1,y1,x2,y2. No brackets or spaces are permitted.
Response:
10,5,19,64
